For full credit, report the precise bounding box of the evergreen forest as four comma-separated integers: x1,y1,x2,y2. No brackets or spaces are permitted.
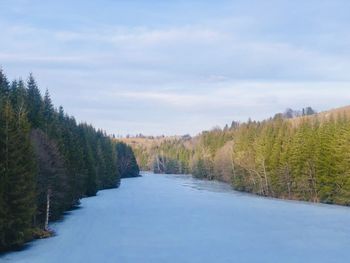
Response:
125,106,350,206
0,69,139,251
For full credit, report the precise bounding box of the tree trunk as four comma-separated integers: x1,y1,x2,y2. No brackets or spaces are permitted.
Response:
156,155,160,172
262,159,269,195
44,188,51,231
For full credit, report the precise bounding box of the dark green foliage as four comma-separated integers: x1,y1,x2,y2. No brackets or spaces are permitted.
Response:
0,101,36,250
26,74,43,128
0,69,128,251
116,142,139,178
0,69,9,247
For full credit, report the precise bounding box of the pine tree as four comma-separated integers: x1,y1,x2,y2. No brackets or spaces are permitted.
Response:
332,115,350,204
2,102,36,250
0,97,7,249
0,69,9,99
316,119,337,203
116,142,139,179
26,73,43,128
43,89,54,134
0,70,9,245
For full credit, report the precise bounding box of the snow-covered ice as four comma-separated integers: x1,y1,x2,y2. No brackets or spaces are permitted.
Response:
2,172,350,263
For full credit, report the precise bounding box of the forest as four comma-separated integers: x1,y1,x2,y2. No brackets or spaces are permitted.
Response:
124,106,350,206
0,69,139,252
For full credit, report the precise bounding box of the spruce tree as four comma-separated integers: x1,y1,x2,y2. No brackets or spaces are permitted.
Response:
2,102,36,250
26,73,43,128
116,142,139,179
0,96,7,249
0,69,9,99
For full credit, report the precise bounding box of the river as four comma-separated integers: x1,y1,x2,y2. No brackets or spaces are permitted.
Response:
2,172,350,263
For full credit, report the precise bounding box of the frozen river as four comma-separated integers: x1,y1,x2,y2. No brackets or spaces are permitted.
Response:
2,172,350,263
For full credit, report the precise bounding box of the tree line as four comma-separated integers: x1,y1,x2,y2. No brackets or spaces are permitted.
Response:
0,69,139,252
128,106,350,206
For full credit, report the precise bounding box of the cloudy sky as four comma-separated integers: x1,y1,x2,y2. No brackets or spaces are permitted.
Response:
1,0,350,135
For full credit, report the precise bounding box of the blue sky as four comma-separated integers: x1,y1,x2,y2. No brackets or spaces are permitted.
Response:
1,0,350,135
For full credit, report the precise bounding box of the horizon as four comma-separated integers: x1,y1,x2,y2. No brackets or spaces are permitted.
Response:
1,0,350,135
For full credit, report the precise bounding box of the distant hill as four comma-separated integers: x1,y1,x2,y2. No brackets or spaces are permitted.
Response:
289,105,350,126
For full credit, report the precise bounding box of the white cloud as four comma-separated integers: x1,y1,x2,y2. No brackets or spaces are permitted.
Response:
0,53,88,63
2,20,349,81
1,1,350,135
109,80,350,114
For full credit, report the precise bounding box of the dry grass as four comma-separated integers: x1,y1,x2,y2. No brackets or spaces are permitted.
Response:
288,105,350,127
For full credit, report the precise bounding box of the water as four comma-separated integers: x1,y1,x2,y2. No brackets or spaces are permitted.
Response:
2,172,350,263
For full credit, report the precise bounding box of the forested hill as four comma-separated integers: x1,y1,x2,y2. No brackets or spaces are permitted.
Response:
0,69,139,252
124,106,350,206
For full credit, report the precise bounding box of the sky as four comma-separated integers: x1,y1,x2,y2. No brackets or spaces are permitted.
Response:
1,0,350,136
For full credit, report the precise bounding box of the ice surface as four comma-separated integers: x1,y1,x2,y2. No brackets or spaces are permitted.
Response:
2,172,350,263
